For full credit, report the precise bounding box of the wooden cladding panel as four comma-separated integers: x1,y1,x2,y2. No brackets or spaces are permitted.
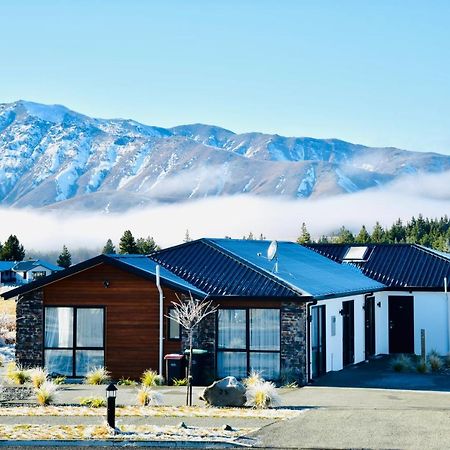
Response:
44,263,182,379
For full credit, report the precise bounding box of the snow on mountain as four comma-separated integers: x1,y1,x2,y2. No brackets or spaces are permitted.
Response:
0,100,449,211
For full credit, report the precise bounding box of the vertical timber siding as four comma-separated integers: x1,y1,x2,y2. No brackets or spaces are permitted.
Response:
43,263,183,380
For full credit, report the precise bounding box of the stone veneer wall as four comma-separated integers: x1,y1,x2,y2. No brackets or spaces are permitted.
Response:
280,301,307,385
15,289,44,368
190,301,308,385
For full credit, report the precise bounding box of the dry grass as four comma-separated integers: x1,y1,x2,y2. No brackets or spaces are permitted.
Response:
0,299,16,315
245,381,281,409
84,367,111,385
0,405,301,419
6,362,31,385
29,367,49,389
141,369,165,387
137,386,164,406
35,381,59,406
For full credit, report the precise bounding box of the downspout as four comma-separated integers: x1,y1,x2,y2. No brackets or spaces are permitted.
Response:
445,277,449,353
156,265,164,377
305,300,317,383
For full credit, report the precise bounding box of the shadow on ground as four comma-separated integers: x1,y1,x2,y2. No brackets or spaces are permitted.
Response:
310,355,450,392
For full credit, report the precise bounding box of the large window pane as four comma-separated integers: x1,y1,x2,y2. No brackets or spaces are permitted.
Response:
217,352,247,378
250,352,280,380
250,309,280,350
76,308,104,347
75,350,104,376
168,308,181,340
45,308,73,348
45,349,73,376
218,309,246,349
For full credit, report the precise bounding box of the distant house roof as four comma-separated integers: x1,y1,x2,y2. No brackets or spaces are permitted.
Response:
305,243,450,290
0,262,15,272
1,254,206,300
149,239,385,300
12,259,63,272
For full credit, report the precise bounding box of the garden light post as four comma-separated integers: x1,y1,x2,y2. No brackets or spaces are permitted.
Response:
106,383,117,429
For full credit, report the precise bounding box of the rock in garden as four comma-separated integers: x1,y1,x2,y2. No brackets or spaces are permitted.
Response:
200,376,246,407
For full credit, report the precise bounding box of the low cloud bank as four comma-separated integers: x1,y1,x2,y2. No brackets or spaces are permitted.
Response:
0,171,449,251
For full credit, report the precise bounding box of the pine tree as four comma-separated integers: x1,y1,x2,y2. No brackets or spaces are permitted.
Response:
119,230,138,254
0,235,25,261
183,230,192,243
136,236,159,254
296,222,312,244
371,222,386,243
102,239,116,254
335,226,355,244
57,245,72,269
243,232,254,240
355,225,371,244
317,235,330,243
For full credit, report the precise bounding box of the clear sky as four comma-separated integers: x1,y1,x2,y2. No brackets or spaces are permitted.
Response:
1,0,450,154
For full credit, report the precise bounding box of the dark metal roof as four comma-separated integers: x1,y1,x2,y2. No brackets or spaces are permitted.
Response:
149,239,384,299
1,254,207,300
149,239,302,299
305,243,450,290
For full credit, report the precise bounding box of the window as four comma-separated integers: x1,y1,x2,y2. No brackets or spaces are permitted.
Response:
44,307,104,377
217,308,280,380
32,271,47,280
167,307,181,340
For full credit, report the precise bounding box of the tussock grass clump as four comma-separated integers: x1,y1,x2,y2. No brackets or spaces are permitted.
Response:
172,378,188,386
445,354,450,369
29,367,49,389
118,377,138,386
85,367,111,385
137,386,164,406
79,397,106,408
428,354,443,372
391,354,413,372
6,363,31,385
52,376,66,385
245,380,281,409
35,381,58,406
243,370,264,387
416,360,429,373
141,369,164,387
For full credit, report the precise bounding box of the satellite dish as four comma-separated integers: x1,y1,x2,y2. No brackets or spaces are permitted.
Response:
267,240,278,261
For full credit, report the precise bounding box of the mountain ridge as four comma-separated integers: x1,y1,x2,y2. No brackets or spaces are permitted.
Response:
0,100,449,212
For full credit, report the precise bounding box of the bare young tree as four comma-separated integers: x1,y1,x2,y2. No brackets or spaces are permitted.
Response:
166,293,217,406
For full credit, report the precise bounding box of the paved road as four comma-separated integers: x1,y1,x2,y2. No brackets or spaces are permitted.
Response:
255,386,450,449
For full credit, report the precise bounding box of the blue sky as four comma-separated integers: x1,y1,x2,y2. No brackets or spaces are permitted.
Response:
1,0,450,154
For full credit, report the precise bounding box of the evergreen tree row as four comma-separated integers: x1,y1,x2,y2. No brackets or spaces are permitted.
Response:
102,230,160,255
296,215,450,251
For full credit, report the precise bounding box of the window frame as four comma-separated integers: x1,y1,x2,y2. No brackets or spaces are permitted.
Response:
43,306,106,378
167,306,182,341
216,307,281,380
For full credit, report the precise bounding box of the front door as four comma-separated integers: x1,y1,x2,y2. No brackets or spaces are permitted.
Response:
342,300,354,366
389,296,414,353
311,305,326,378
364,296,376,359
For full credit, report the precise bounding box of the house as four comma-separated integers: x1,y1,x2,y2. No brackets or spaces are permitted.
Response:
2,239,385,384
306,243,450,357
0,259,62,287
1,254,205,380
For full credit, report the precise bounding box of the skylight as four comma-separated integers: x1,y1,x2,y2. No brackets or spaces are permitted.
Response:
343,246,368,261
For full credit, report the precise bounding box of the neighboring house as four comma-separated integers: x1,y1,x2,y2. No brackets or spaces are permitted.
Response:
2,240,385,384
0,259,62,287
306,244,450,357
1,254,204,380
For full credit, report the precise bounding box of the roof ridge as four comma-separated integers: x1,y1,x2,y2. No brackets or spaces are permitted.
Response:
413,244,450,262
205,239,304,297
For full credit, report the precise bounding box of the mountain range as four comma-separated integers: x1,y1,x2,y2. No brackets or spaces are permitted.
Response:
0,100,449,212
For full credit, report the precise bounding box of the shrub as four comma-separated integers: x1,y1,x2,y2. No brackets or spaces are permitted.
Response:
118,377,138,386
391,354,412,372
29,367,49,389
172,377,188,386
80,396,107,408
52,376,67,385
137,386,164,406
243,370,264,387
85,367,111,385
416,360,429,373
245,381,281,409
35,381,58,406
428,354,443,372
141,369,164,387
445,354,450,368
6,363,31,385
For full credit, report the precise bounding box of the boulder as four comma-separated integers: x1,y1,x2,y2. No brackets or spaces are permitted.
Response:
200,376,246,407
